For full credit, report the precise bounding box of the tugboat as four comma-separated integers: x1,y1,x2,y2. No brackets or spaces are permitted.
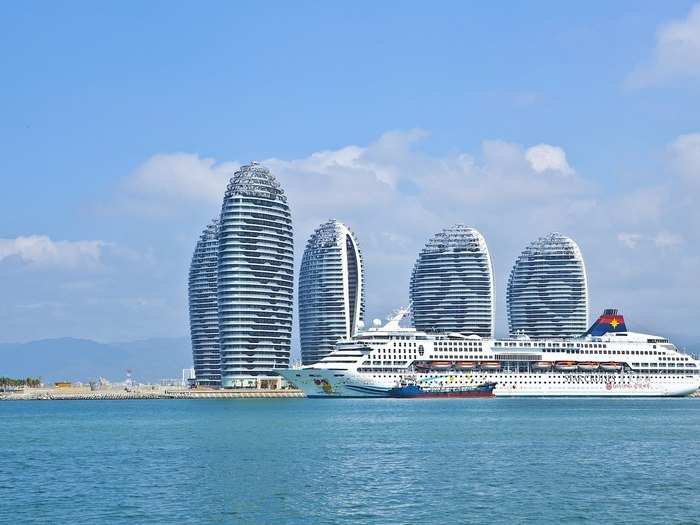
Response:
388,377,496,398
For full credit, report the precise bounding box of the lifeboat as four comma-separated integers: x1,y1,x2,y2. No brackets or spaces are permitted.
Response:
600,362,622,371
414,362,431,370
533,361,553,370
481,361,501,370
455,361,477,369
555,361,578,371
430,361,452,369
578,362,599,371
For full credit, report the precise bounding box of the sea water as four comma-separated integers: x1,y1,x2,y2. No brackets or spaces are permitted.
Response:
1,398,698,524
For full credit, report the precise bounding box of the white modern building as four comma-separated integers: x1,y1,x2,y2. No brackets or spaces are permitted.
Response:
217,163,294,388
410,224,495,337
188,219,221,387
299,219,365,365
507,232,588,339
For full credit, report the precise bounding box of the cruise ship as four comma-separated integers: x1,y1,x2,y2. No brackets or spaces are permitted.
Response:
279,309,700,397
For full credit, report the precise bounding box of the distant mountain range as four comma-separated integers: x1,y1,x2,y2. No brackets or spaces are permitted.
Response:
0,336,192,384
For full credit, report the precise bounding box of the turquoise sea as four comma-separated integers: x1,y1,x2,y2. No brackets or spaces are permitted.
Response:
1,398,699,524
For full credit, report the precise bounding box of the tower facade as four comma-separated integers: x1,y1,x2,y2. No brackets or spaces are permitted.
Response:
217,163,294,387
507,232,588,338
188,219,221,387
410,224,495,337
299,220,365,365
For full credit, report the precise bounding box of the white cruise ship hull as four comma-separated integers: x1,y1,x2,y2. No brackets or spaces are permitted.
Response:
279,369,390,398
280,369,699,398
282,309,700,399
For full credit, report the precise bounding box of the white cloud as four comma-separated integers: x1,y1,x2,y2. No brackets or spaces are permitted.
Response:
266,128,427,190
668,132,700,186
116,153,239,216
617,232,643,248
525,144,575,176
617,231,684,249
628,3,700,87
120,132,578,227
616,187,668,225
654,231,684,248
0,235,107,269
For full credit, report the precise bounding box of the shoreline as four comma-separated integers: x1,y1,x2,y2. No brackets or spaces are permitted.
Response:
0,388,305,401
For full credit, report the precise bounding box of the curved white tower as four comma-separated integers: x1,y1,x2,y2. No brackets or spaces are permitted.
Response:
507,232,588,339
217,163,293,388
299,220,365,365
188,219,221,387
410,224,495,337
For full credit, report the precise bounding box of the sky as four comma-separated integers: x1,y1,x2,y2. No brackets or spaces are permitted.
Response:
1,1,700,353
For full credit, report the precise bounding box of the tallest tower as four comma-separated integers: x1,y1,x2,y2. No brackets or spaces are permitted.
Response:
217,163,294,388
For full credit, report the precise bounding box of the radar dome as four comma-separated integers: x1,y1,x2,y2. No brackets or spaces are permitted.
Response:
372,318,382,328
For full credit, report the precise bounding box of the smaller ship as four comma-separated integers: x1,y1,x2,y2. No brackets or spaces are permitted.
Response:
388,378,497,399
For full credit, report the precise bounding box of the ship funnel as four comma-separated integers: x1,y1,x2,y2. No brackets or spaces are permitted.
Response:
583,309,627,337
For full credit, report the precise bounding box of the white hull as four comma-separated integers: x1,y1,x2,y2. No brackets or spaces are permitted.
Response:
279,369,390,398
282,308,700,399
280,369,700,398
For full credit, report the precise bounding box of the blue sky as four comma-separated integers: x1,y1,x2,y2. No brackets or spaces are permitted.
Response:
1,1,700,350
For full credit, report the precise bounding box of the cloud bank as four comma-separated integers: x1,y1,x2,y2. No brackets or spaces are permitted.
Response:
5,129,700,345
110,130,699,344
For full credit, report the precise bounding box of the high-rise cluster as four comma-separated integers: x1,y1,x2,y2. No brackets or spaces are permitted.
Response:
189,163,592,386
188,219,221,387
299,220,365,365
410,224,495,337
507,232,588,339
188,163,293,388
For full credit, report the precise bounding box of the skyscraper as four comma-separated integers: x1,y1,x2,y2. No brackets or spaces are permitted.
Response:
507,232,588,339
410,224,495,337
217,163,294,388
299,219,365,365
188,219,221,387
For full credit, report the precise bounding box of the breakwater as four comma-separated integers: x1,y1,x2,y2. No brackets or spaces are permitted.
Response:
0,387,304,401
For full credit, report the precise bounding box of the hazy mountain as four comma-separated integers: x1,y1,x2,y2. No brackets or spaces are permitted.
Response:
0,336,192,384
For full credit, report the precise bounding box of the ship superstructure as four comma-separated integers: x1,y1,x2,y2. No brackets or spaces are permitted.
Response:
278,309,700,397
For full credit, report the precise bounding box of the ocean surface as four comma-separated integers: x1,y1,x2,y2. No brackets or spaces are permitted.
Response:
1,398,699,524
